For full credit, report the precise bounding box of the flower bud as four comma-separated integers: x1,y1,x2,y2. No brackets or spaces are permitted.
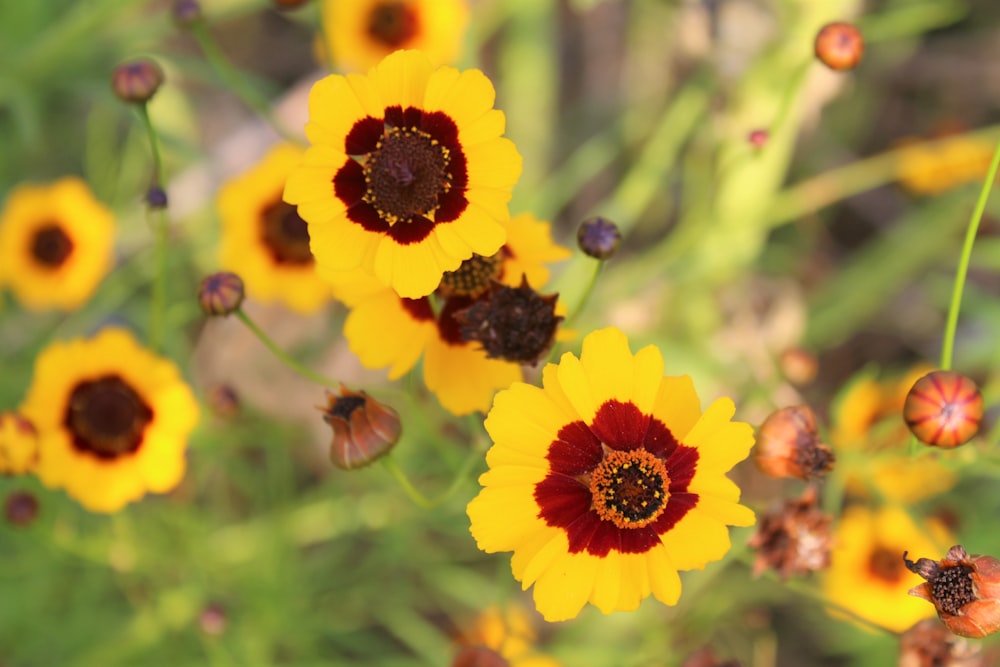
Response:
747,129,769,149
748,485,833,580
577,216,621,260
0,412,38,475
199,603,227,636
5,491,39,526
172,0,202,26
814,22,864,71
779,347,818,386
321,386,401,470
111,58,165,104
198,272,245,316
206,384,240,420
754,405,834,480
904,371,982,448
146,186,169,209
904,545,1000,638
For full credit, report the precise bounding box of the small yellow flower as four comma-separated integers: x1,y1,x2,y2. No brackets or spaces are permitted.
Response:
457,605,562,667
897,135,995,196
20,328,199,513
0,177,114,311
320,0,468,71
468,327,756,622
284,49,522,299
218,143,331,314
0,412,39,475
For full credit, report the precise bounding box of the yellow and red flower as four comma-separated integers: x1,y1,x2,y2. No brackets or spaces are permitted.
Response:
218,143,331,314
0,177,114,311
467,327,756,622
284,49,522,299
19,328,198,513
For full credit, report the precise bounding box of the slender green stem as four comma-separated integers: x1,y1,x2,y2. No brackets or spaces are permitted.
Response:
380,447,482,510
137,103,168,353
940,140,1000,370
235,309,339,388
189,19,299,143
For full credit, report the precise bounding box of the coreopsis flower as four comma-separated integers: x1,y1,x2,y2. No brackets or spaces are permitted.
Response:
321,386,401,469
748,485,833,580
19,328,199,513
897,135,995,196
831,366,957,503
0,177,114,311
899,619,986,667
333,212,570,415
467,327,756,622
283,49,522,299
454,605,561,667
754,405,834,480
320,0,468,71
823,506,949,633
0,412,39,474
903,371,983,449
904,545,1000,639
218,143,332,314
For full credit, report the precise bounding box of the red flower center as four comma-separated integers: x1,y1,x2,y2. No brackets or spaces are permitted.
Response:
64,376,153,459
259,200,313,265
31,223,74,268
366,1,420,49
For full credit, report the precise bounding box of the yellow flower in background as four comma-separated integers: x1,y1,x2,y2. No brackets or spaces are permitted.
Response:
0,412,39,475
467,327,756,622
456,605,562,667
334,213,570,415
823,505,947,633
218,143,331,314
831,366,956,503
20,328,198,513
284,49,522,299
897,135,994,196
0,177,114,311
320,0,468,71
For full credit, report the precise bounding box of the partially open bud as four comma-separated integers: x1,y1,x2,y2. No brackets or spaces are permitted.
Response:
748,485,833,580
904,545,1000,638
904,371,983,448
321,386,401,470
198,272,245,316
899,618,985,667
0,412,39,475
577,216,621,260
754,405,834,480
111,58,165,104
814,22,864,71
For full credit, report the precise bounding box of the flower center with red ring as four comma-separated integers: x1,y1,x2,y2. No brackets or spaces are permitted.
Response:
259,200,313,265
363,126,451,225
65,376,153,459
31,223,74,268
438,253,503,298
366,1,419,49
868,546,905,583
589,448,670,529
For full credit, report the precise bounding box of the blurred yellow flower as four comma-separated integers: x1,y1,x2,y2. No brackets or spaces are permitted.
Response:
823,505,948,633
456,605,562,667
320,0,468,71
897,135,994,196
218,143,332,314
0,412,39,475
0,177,114,311
20,328,198,513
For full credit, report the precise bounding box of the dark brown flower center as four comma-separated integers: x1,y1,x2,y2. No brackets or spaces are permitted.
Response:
589,448,670,529
869,546,906,583
65,376,153,459
367,1,419,49
931,563,976,615
438,253,503,298
326,395,365,420
31,223,74,268
363,126,451,225
259,200,313,265
455,279,562,365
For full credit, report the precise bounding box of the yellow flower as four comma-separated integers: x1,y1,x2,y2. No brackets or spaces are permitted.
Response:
0,177,114,311
457,605,562,667
823,505,947,633
0,412,39,475
19,328,199,513
467,327,756,622
831,366,956,503
218,143,331,314
897,135,994,196
335,213,569,415
284,49,522,299
320,0,468,71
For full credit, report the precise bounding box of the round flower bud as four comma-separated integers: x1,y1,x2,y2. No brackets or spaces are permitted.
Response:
146,186,168,209
198,272,245,316
903,370,982,448
905,545,1000,638
172,0,202,26
577,216,621,260
754,405,834,480
5,491,39,527
322,386,401,470
779,347,818,386
748,129,769,149
111,58,165,104
814,22,864,71
199,603,227,636
206,384,240,419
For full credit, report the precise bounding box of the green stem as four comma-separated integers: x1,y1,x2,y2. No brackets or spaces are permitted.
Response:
189,19,299,143
380,447,482,510
940,140,1000,370
137,103,168,353
235,309,339,388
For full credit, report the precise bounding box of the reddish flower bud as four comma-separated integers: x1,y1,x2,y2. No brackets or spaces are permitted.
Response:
111,58,165,104
0,412,38,475
577,216,621,260
747,129,769,149
198,272,245,316
206,384,240,420
5,491,39,526
172,0,202,26
779,347,818,386
199,603,227,636
814,22,864,72
904,545,1000,638
754,405,834,480
904,371,983,448
321,386,401,470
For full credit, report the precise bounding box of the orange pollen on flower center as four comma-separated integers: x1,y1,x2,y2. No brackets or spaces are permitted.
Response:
589,448,670,529
438,253,503,297
362,126,451,226
31,222,74,268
